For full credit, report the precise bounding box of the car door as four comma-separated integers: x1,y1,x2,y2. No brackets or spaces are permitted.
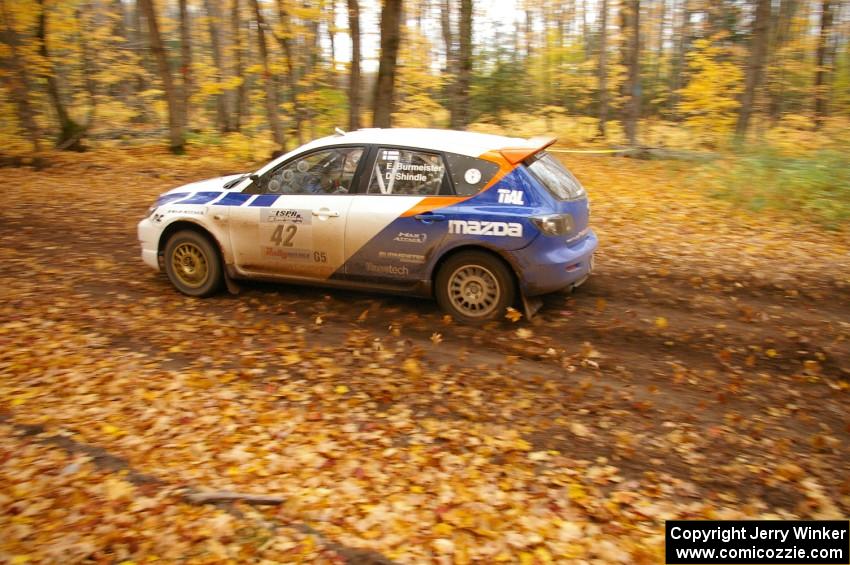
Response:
228,146,365,280
342,146,457,283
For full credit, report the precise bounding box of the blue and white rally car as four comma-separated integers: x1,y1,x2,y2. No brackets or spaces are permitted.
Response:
138,128,597,322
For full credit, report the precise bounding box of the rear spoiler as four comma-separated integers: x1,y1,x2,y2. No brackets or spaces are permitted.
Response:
499,136,557,165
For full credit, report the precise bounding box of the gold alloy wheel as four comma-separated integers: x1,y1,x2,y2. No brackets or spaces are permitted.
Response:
171,241,209,288
447,264,501,318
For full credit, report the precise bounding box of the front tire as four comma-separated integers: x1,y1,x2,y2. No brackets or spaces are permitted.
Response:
435,251,516,323
163,230,223,297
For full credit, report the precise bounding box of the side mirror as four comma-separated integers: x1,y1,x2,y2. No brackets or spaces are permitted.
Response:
249,173,259,182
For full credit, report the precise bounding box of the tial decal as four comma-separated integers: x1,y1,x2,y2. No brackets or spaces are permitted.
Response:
497,189,524,205
263,209,305,224
394,231,427,244
449,220,523,238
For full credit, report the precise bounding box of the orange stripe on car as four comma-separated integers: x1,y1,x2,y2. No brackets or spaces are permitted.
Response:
399,136,557,218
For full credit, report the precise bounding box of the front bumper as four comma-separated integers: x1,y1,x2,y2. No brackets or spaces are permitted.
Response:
511,229,598,295
137,218,161,271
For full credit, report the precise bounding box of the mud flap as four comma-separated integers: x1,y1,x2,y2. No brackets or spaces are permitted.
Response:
520,292,543,320
223,269,241,295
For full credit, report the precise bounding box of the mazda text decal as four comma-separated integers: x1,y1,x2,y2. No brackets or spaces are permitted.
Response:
448,220,523,237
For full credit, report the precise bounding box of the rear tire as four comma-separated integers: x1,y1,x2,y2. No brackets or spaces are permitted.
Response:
435,251,516,323
163,230,223,297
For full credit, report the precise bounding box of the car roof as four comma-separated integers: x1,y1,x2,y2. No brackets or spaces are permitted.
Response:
315,128,528,158
254,128,548,177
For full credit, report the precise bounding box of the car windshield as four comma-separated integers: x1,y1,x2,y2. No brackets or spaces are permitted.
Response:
526,152,586,200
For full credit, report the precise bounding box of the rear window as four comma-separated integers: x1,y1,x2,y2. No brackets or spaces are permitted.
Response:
526,152,586,200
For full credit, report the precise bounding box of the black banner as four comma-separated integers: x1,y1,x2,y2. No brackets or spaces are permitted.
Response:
666,520,849,564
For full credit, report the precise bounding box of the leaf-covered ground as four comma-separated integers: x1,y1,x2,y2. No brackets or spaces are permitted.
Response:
1,148,848,563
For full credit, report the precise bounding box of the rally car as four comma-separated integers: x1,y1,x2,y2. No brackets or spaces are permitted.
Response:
137,128,597,322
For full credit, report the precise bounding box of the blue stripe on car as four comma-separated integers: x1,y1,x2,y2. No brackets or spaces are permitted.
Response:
155,193,192,207
176,191,223,205
249,194,280,207
213,192,252,206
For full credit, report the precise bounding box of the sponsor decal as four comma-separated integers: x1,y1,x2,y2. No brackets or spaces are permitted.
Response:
262,246,311,261
464,168,482,184
448,220,523,237
263,208,305,224
382,161,443,183
366,262,409,276
378,251,426,264
166,208,205,215
393,231,427,244
497,189,524,205
152,213,164,223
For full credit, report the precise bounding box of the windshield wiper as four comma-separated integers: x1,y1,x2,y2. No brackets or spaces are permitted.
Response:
223,174,249,189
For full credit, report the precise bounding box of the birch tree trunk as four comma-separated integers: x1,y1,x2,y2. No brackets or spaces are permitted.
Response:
347,0,361,130
597,0,608,138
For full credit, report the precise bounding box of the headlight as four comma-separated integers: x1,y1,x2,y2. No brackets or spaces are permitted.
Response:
531,213,574,236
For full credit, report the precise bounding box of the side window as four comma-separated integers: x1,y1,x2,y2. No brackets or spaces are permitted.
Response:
367,148,448,196
443,152,501,196
261,147,364,195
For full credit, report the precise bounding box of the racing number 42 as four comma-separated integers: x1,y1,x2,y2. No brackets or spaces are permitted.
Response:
271,224,297,247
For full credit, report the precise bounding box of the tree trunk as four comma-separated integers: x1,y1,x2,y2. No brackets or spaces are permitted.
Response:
624,0,640,146
138,0,185,153
178,0,192,129
814,0,834,129
347,0,361,130
36,0,86,150
232,0,245,131
131,0,153,123
768,0,798,123
275,0,304,144
305,0,320,139
597,0,608,138
251,0,285,149
0,0,41,153
111,0,133,105
76,5,97,129
669,0,690,119
456,0,472,127
735,0,771,137
372,0,402,128
329,0,336,70
204,0,232,132
441,0,457,127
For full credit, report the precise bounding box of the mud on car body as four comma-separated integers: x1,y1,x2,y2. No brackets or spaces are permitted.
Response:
137,128,598,322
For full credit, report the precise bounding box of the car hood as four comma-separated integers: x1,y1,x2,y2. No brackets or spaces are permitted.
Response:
160,174,247,196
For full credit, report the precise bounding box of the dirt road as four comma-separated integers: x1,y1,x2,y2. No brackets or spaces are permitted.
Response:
1,149,848,562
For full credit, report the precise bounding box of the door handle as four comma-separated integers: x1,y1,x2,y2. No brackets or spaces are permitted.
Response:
414,213,446,223
312,208,340,218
